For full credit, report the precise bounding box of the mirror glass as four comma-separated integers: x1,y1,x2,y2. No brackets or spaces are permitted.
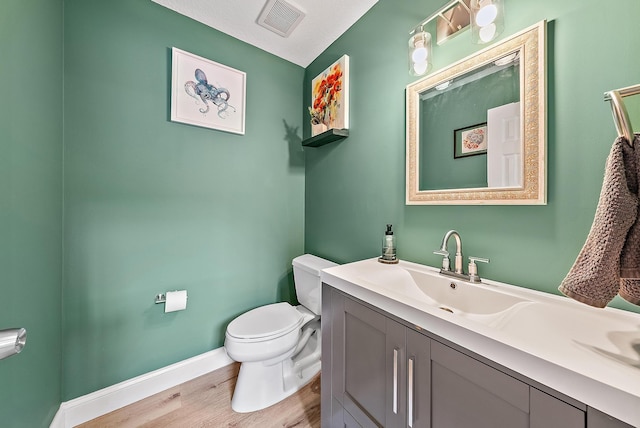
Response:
406,21,546,205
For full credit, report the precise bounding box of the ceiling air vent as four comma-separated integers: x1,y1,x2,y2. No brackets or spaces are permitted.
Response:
257,0,305,38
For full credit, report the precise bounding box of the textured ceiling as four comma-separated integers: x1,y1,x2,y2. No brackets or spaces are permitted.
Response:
152,0,379,67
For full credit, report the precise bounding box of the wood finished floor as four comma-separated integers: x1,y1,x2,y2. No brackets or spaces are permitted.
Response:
77,363,321,428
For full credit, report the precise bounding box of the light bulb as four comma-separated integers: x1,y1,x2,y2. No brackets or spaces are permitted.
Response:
494,52,518,66
475,3,498,27
435,81,451,90
479,23,497,42
413,61,429,75
411,41,429,63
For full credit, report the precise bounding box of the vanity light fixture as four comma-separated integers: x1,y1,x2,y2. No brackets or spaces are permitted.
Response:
409,26,433,76
409,0,506,76
470,0,504,44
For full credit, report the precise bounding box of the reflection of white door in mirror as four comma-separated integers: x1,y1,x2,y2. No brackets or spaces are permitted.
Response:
487,102,521,188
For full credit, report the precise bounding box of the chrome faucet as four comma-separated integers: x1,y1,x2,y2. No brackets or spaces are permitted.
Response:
433,230,489,282
434,230,464,274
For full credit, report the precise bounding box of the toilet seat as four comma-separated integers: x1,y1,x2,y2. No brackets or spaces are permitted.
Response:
226,302,303,342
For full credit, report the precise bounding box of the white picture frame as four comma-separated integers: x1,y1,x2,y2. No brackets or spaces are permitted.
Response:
171,48,246,135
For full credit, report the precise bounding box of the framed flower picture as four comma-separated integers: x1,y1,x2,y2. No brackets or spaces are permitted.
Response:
454,123,487,158
309,55,350,136
171,47,246,135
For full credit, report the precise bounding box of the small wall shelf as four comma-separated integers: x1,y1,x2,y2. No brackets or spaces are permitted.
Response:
302,128,349,148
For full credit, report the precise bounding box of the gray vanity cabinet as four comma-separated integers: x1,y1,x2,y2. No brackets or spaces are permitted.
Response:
322,285,591,428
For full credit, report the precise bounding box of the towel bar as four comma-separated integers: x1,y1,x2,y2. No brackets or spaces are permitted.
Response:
604,83,640,147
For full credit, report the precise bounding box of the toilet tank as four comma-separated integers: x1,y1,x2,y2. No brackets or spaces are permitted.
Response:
292,254,337,315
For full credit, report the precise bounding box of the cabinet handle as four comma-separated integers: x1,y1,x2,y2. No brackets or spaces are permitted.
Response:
393,347,399,414
408,357,415,428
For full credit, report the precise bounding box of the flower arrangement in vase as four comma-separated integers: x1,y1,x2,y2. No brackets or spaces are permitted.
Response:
308,107,327,136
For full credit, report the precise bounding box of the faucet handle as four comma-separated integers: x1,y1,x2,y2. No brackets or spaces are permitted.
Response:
468,256,490,282
433,249,451,271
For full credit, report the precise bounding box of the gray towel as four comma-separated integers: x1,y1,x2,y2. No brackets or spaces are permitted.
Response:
558,135,640,308
620,135,640,304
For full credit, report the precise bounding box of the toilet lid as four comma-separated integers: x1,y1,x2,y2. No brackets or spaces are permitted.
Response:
227,302,303,340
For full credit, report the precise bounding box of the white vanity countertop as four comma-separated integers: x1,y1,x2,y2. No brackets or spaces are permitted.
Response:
321,258,640,426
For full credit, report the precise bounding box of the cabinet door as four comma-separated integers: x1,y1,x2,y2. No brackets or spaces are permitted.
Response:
406,329,431,428
588,407,634,428
530,388,584,428
321,284,335,428
333,293,407,427
430,340,530,428
344,409,364,428
330,398,364,428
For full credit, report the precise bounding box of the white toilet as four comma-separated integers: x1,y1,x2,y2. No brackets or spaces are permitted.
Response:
224,254,337,413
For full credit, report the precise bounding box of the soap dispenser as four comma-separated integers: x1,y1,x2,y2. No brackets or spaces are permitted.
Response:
379,224,398,264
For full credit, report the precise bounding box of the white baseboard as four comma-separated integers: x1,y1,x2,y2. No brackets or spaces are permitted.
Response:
50,347,233,428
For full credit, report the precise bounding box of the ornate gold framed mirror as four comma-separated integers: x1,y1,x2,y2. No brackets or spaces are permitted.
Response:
406,21,546,205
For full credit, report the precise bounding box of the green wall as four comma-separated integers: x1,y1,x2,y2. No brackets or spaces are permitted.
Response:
63,0,305,400
3,0,640,425
0,0,63,426
304,0,640,314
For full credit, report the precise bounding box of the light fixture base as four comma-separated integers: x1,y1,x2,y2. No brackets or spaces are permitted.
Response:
436,0,472,45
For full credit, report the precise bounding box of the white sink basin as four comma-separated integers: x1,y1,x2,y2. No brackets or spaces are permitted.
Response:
405,267,532,315
345,259,533,327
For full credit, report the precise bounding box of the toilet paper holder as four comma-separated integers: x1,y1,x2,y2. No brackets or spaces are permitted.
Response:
155,290,188,313
0,328,27,361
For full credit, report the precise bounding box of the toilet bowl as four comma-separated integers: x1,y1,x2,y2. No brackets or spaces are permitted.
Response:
224,254,337,413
